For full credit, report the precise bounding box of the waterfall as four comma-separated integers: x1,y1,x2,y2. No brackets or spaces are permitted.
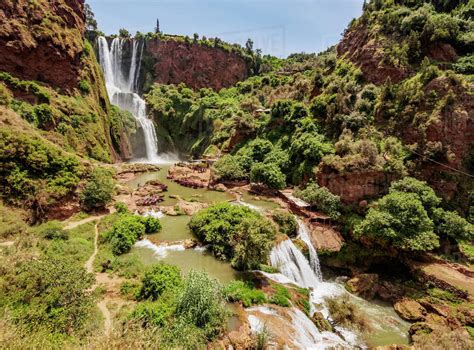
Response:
269,239,320,288
297,220,323,281
97,36,162,163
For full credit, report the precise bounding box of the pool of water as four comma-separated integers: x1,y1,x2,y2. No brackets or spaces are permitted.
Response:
241,192,281,211
150,214,193,241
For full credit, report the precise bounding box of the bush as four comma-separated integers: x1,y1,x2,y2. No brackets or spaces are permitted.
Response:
107,215,146,255
188,203,276,270
354,192,439,251
224,281,267,307
213,154,246,182
272,210,297,237
34,220,69,240
79,80,90,94
1,257,95,335
326,295,371,332
130,297,176,327
138,263,182,301
141,216,162,234
114,202,129,214
432,208,474,242
389,177,441,213
175,270,227,340
270,285,291,307
80,167,115,211
294,182,341,220
250,162,286,190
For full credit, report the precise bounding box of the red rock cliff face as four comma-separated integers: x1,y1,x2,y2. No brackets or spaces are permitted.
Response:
0,0,85,92
146,39,249,90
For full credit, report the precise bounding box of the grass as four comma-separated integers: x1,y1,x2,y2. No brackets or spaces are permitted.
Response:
269,284,291,307
224,280,267,307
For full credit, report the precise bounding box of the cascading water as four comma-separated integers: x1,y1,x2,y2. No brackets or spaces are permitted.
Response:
297,220,323,281
97,36,161,163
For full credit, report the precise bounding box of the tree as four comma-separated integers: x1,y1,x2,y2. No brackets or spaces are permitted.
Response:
2,257,95,335
212,154,246,182
155,18,160,34
193,33,199,43
107,215,146,255
354,192,439,251
119,28,131,38
138,263,182,301
294,182,341,220
245,38,254,52
272,210,298,237
175,270,227,339
432,208,474,242
250,162,286,190
389,177,441,213
84,4,98,31
80,167,115,211
188,203,276,269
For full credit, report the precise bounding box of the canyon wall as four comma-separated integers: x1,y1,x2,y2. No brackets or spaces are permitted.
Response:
0,0,85,93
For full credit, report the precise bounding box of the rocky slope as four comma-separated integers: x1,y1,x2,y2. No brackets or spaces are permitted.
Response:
145,38,249,91
0,0,86,93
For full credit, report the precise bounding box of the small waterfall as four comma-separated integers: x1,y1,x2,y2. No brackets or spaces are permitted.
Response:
269,239,320,288
134,239,185,258
297,220,323,281
97,36,162,163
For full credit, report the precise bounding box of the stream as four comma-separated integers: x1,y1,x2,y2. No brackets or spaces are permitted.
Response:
122,165,410,348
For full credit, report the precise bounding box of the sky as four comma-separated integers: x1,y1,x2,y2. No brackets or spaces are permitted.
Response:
87,0,365,58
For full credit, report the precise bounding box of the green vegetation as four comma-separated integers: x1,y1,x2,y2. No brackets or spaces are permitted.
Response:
272,210,298,237
355,177,473,251
138,263,182,301
188,203,276,270
80,167,116,211
224,280,267,307
294,182,342,220
105,213,162,255
269,284,291,307
326,295,371,332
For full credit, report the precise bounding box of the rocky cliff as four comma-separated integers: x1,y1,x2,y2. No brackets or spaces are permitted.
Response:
0,0,86,93
145,39,249,91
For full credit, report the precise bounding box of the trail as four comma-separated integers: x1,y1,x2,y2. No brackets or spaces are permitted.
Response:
65,214,105,230
83,221,113,336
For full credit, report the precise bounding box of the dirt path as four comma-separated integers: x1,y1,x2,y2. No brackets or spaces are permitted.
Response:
84,222,113,336
65,215,105,230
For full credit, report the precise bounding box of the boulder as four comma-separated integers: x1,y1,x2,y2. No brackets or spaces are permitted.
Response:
394,299,426,322
346,273,379,300
311,311,333,332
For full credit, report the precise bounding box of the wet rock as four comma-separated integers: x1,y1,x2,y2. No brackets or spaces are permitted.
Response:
311,311,333,332
394,299,426,322
213,183,227,192
346,273,379,300
376,281,405,303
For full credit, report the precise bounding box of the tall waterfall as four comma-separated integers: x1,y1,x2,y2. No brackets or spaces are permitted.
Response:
297,220,323,281
97,36,160,163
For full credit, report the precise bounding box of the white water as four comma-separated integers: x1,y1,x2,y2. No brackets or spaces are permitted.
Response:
134,239,185,258
98,36,169,163
297,220,323,281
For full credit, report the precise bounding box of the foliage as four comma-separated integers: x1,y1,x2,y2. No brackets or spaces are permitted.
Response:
432,208,474,241
294,182,341,220
224,280,267,307
80,167,115,211
0,257,95,335
389,177,441,212
355,191,439,251
269,285,291,307
212,154,246,182
138,263,182,301
106,215,145,255
141,216,162,234
250,162,286,190
0,204,27,238
188,203,276,270
33,220,69,240
272,210,298,236
175,270,227,340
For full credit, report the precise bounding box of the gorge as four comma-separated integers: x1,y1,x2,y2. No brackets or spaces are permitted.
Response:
0,1,473,349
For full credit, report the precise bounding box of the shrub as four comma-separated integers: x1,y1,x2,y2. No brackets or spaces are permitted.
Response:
34,220,69,240
114,202,129,214
213,154,246,182
224,281,267,307
272,210,298,237
0,82,12,106
130,297,176,327
294,182,341,220
107,215,146,255
270,285,291,307
326,295,371,332
138,263,182,301
0,205,27,238
79,80,90,94
175,270,227,340
250,162,286,190
354,192,439,251
141,216,162,234
80,167,115,211
1,257,95,335
389,177,441,213
188,203,276,270
432,208,474,242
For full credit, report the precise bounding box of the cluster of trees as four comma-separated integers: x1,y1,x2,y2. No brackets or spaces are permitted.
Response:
355,177,474,252
294,182,342,220
80,167,116,211
131,265,227,346
188,203,276,270
105,209,162,255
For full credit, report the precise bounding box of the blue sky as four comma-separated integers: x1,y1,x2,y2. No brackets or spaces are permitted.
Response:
87,0,364,57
